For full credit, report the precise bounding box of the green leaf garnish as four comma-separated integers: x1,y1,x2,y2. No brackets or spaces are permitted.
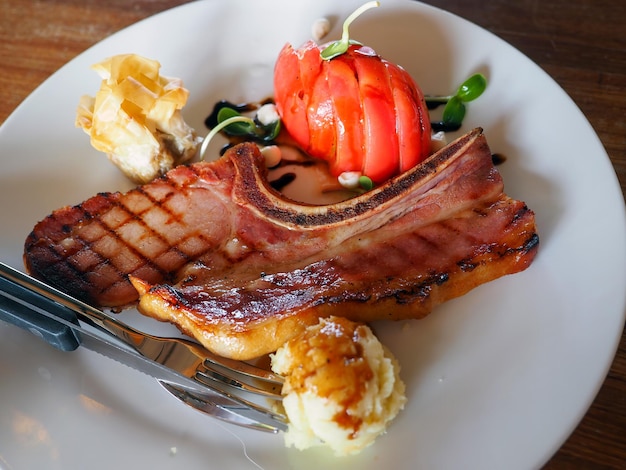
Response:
456,73,487,102
358,175,374,191
217,107,256,136
426,73,487,130
442,96,466,126
256,117,281,141
320,1,380,60
199,106,281,160
320,42,351,61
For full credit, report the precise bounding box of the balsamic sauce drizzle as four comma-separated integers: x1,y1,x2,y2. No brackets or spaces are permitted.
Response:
204,98,274,129
204,99,507,192
269,172,297,191
431,121,462,133
492,153,507,165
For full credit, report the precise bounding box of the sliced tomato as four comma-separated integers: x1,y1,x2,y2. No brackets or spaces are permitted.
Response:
398,64,431,167
273,43,313,150
274,40,432,185
296,41,323,96
306,66,336,159
352,48,399,183
325,55,363,175
387,63,431,172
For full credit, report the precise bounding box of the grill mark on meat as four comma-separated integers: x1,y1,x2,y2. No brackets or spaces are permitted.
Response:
103,193,177,284
508,203,532,226
121,184,190,263
25,129,539,359
391,273,450,305
91,165,243,299
411,230,444,253
137,195,534,351
25,199,113,304
74,188,183,301
457,258,478,272
510,233,540,259
25,163,229,306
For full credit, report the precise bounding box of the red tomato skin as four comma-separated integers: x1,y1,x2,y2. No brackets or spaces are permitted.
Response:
274,42,318,151
387,63,432,172
274,41,432,183
326,54,364,175
352,47,399,183
306,67,336,158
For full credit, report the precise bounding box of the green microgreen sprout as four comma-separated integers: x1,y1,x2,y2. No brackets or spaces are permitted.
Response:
199,106,281,160
455,73,488,102
358,175,374,191
320,1,380,60
338,171,374,193
426,73,487,131
442,96,466,127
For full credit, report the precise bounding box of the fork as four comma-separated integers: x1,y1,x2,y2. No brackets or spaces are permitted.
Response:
0,262,287,433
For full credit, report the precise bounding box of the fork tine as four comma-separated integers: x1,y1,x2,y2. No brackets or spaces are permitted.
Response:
179,338,284,385
182,373,288,429
203,353,284,384
195,366,283,399
195,360,283,400
163,374,288,428
166,334,284,397
160,381,287,433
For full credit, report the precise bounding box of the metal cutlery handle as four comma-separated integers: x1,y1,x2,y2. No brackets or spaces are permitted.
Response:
0,263,88,351
0,277,81,351
0,263,154,352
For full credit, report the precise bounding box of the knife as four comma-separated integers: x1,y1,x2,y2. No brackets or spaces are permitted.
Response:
0,266,273,430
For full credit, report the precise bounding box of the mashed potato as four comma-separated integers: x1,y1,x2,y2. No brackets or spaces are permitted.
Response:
271,316,406,456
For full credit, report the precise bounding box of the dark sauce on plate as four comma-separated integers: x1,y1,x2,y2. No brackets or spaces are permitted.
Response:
204,98,274,129
270,172,297,191
492,153,506,165
205,100,507,196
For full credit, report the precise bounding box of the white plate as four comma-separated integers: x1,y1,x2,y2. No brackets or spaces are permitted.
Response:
1,1,624,469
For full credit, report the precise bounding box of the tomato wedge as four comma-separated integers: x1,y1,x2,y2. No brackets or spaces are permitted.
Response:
306,67,336,159
352,46,399,183
387,63,431,172
326,54,363,175
274,43,314,150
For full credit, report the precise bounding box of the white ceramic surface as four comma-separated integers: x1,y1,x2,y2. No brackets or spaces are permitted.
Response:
0,1,625,469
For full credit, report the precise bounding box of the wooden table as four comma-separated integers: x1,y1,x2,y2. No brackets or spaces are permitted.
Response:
1,1,624,468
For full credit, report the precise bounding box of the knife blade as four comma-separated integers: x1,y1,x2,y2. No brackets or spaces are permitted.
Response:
0,270,276,430
0,284,213,394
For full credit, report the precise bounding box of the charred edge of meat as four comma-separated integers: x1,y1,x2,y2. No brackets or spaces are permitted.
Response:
25,254,97,305
232,128,485,228
23,183,191,306
391,273,450,305
521,233,540,254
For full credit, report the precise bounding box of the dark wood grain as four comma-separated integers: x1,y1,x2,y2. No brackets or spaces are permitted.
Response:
0,1,624,468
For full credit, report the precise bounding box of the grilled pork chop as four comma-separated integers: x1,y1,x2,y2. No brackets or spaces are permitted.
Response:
24,128,538,359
